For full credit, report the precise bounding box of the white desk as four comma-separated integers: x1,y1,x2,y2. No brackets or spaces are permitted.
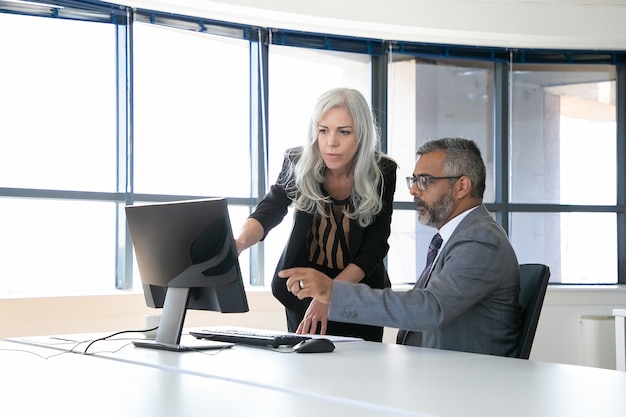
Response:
6,330,626,417
0,340,416,417
614,308,626,371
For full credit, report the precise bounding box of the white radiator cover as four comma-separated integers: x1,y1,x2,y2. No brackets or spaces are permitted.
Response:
578,315,616,370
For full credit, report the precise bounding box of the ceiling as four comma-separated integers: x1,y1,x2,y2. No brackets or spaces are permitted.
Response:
117,0,626,50
464,0,626,4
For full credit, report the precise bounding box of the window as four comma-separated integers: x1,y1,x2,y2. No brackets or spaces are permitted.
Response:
509,64,617,283
510,212,617,284
1,4,624,297
132,23,253,288
0,13,118,294
263,45,371,284
133,23,251,198
387,56,495,285
0,14,116,192
267,46,371,183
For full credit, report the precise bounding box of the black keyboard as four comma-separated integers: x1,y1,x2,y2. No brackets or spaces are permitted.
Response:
190,328,311,348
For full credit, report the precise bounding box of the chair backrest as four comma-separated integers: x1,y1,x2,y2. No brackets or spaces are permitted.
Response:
517,263,550,359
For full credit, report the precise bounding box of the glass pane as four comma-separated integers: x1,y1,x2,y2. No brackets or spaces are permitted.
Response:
263,46,370,286
267,45,371,184
388,56,495,203
133,23,251,197
226,205,253,286
510,212,617,284
0,199,117,295
387,209,452,286
260,208,295,285
387,210,416,285
0,14,116,191
510,64,616,204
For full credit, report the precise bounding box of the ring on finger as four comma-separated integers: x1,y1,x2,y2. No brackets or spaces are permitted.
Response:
298,280,304,290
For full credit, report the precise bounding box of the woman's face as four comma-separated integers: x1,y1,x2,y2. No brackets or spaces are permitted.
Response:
317,107,359,173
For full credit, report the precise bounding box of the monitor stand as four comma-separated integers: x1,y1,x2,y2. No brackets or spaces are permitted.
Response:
132,287,232,351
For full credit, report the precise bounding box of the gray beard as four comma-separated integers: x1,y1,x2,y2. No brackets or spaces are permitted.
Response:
417,189,454,229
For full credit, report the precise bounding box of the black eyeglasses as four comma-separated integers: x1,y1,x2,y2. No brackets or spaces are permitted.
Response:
406,175,462,191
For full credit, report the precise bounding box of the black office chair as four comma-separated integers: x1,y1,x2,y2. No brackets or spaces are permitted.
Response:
516,263,551,359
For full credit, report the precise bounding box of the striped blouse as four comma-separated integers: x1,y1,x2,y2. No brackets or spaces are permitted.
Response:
306,197,351,271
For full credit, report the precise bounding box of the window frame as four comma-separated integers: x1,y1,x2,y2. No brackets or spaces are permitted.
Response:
1,1,625,292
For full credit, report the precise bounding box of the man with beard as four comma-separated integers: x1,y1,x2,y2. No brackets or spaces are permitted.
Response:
279,137,522,357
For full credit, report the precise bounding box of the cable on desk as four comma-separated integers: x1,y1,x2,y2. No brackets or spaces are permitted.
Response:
0,346,69,360
82,326,158,355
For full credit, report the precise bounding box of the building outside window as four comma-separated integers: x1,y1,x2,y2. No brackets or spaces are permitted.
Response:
0,5,622,296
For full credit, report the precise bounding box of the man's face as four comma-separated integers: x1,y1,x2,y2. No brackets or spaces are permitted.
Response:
409,151,456,229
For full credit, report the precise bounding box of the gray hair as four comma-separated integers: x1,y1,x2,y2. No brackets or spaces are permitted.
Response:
417,137,486,199
283,88,385,227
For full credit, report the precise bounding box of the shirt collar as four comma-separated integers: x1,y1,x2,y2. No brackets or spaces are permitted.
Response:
437,206,479,249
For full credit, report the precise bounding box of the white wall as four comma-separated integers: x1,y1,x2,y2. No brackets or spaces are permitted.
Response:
0,291,286,339
119,0,626,50
533,285,626,368
2,286,625,368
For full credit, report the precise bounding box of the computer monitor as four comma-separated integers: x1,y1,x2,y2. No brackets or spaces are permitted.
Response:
125,197,249,351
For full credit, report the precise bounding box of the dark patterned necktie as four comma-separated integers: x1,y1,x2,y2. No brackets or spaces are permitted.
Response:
415,233,443,288
397,232,444,345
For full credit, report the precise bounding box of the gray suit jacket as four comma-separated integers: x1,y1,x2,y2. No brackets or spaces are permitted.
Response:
329,205,522,357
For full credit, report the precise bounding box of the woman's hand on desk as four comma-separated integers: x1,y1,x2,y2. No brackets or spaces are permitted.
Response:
297,299,330,335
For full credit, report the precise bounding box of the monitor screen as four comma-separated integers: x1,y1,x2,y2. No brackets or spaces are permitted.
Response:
125,197,248,351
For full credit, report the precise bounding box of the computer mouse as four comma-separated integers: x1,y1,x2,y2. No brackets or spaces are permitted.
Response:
293,338,335,353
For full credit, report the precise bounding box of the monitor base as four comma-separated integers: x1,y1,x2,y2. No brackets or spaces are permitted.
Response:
133,337,233,352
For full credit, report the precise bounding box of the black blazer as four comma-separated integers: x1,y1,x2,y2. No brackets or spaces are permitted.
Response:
250,147,397,317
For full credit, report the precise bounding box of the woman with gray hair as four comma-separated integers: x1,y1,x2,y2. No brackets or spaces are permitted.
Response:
235,88,397,341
